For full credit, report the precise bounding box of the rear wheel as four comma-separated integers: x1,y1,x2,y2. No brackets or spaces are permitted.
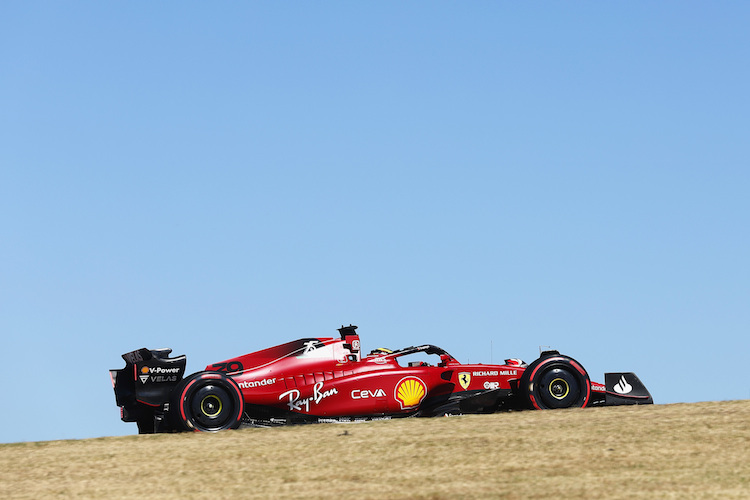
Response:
170,372,244,432
520,354,590,410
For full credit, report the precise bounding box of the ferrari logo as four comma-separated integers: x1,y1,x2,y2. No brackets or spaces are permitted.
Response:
458,372,471,390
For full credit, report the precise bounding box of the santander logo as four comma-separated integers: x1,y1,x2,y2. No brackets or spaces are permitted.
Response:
613,375,633,395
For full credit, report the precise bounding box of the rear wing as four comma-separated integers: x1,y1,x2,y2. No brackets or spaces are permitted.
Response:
110,348,187,416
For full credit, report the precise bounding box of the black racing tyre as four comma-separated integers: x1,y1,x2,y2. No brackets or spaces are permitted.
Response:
520,354,591,410
170,372,244,432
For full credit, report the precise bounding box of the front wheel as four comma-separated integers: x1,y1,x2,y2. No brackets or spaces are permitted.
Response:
170,372,244,432
520,354,591,410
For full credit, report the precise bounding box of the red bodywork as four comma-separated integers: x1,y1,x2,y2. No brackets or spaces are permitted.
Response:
205,328,607,420
111,325,652,433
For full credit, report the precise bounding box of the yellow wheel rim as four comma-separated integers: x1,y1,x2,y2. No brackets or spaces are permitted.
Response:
200,394,223,417
548,378,570,400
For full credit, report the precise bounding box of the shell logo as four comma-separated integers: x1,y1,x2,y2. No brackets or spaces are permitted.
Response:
394,377,427,409
140,366,150,374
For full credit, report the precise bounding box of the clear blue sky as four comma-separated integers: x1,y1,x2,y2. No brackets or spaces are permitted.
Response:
1,3,748,443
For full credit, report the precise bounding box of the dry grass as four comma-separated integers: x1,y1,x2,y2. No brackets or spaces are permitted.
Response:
2,400,749,499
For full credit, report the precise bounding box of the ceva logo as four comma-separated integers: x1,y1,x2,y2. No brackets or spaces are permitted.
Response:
351,389,386,399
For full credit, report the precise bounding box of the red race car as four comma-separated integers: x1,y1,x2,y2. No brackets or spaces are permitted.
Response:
110,325,653,433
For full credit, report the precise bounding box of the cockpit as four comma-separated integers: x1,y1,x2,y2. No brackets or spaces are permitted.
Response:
338,325,458,367
365,344,457,367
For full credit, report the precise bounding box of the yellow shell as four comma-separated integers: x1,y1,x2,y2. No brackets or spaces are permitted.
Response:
396,378,426,408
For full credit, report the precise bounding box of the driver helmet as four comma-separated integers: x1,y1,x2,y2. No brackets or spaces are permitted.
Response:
369,347,393,356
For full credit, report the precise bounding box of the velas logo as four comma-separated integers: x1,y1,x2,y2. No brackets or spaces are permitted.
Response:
394,377,427,409
138,365,181,384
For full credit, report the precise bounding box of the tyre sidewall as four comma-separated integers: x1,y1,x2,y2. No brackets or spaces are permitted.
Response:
520,355,591,410
170,372,244,432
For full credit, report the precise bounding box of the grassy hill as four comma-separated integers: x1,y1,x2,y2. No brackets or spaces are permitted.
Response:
1,400,748,499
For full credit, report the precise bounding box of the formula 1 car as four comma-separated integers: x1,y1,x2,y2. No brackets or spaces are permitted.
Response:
110,325,653,433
